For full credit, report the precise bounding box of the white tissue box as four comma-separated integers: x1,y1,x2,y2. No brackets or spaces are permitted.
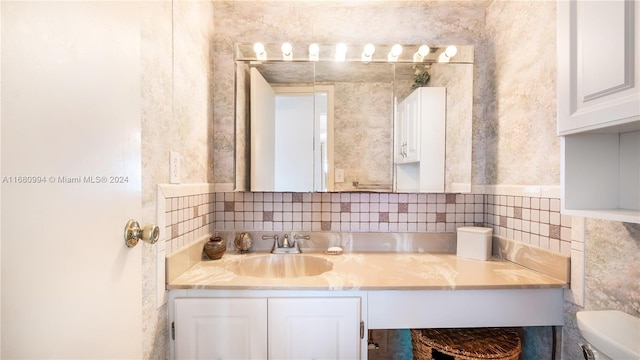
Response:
456,227,493,260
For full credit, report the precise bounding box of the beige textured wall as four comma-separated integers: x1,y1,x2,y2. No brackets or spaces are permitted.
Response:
141,1,215,358
333,82,394,191
483,0,559,186
140,2,172,358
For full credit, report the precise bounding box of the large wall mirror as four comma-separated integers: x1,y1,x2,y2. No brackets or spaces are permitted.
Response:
235,43,474,193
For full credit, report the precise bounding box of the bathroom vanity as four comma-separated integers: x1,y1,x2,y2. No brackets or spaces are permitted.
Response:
167,244,567,359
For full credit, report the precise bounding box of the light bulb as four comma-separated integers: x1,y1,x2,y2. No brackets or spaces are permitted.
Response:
361,44,375,63
253,42,266,60
418,45,430,57
335,43,347,61
308,43,319,61
281,42,292,55
391,44,403,57
281,42,293,60
388,44,403,62
413,45,430,62
253,42,265,55
363,44,375,57
445,45,458,58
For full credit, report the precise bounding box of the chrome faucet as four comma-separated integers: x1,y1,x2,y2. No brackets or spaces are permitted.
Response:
262,234,301,254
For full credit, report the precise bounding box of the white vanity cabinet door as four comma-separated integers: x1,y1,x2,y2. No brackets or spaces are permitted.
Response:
173,298,268,360
557,0,639,135
268,297,362,360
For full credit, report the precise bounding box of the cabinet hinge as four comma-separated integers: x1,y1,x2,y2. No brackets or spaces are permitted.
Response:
360,321,364,339
171,322,175,340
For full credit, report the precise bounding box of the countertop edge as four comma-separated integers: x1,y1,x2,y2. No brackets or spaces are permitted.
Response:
167,252,569,291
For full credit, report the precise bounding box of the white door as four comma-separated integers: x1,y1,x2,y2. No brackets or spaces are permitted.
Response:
174,298,268,359
1,2,142,358
269,297,361,360
251,68,277,191
274,93,314,192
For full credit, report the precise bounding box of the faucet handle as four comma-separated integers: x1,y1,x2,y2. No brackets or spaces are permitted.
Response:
294,234,310,240
262,234,280,248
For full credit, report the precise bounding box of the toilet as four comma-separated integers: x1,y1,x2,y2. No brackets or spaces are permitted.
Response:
576,310,640,359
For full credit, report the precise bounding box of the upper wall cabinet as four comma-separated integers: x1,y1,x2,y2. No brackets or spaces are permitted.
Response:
558,0,640,223
557,0,639,135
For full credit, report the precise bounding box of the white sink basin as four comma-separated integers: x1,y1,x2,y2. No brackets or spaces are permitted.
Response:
577,310,640,359
228,255,333,278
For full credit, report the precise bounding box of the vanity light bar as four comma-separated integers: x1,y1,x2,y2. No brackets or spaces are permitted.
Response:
250,43,459,63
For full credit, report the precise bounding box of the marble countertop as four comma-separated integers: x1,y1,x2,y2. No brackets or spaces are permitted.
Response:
167,251,568,291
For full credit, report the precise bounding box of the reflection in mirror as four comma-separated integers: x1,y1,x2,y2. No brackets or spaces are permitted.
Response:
318,62,395,192
394,62,473,193
250,67,320,192
235,43,474,193
235,61,318,192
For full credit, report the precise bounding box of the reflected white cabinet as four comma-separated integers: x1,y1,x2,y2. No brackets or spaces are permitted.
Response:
173,298,268,360
557,0,640,223
395,87,446,192
172,296,362,360
269,297,362,360
395,89,421,163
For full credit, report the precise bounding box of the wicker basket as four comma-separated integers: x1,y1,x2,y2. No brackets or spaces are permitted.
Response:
411,328,521,360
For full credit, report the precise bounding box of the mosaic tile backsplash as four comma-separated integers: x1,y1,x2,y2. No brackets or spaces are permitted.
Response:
215,192,485,233
163,191,571,256
485,195,572,255
163,193,216,254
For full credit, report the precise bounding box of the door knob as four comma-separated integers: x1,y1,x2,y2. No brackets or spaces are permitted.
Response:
124,219,159,248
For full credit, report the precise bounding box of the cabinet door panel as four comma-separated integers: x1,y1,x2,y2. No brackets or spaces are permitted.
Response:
174,298,268,360
269,297,361,360
395,90,421,164
557,0,639,134
580,1,629,99
395,100,407,163
403,90,421,162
